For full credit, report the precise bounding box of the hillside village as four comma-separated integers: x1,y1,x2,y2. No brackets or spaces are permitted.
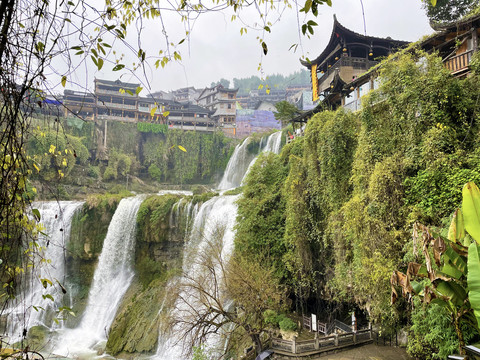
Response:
55,77,313,139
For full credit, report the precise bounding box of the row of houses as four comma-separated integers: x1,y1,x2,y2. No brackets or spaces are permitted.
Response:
294,13,480,124
63,80,238,136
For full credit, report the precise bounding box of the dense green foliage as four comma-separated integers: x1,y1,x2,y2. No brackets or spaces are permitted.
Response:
103,148,136,181
235,152,289,279
31,119,233,187
136,195,181,244
27,129,89,180
234,49,480,337
407,299,461,359
143,130,233,184
422,0,479,23
137,122,168,134
274,101,301,126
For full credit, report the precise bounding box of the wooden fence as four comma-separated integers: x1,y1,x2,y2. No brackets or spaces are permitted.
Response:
302,315,328,335
271,328,373,356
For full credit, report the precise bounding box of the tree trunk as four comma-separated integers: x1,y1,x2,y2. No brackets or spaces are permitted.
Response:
250,333,263,355
454,315,466,355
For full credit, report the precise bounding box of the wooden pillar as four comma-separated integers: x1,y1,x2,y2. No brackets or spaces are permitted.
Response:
472,27,478,52
334,333,338,347
315,332,319,350
369,322,372,340
353,332,357,344
292,336,297,354
104,120,108,148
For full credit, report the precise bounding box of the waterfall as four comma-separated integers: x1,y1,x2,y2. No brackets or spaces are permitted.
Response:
241,131,284,186
154,195,239,359
5,201,83,344
263,131,283,155
219,132,283,191
54,195,144,357
218,138,255,190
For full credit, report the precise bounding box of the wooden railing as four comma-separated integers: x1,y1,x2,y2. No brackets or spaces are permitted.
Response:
445,50,473,75
302,315,328,334
271,328,373,355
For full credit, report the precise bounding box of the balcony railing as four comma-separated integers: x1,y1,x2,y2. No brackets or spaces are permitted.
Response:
97,114,136,122
168,124,216,132
344,98,362,112
445,50,473,75
318,57,378,84
96,88,138,97
98,102,136,110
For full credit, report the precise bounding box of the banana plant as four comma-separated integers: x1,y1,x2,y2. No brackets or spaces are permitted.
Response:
391,182,480,354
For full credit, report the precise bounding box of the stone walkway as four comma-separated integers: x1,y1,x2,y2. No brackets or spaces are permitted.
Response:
311,343,412,360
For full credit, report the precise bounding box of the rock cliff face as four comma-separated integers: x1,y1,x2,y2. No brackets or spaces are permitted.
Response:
37,192,207,356
105,194,199,355
65,198,118,327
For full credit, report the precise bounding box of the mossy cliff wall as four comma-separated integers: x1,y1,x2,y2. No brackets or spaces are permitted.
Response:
106,193,199,355
62,192,214,355
65,193,127,325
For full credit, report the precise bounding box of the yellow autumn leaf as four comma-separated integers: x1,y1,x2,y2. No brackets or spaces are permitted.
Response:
62,158,67,167
49,145,56,154
150,107,157,117
33,163,40,172
178,145,187,152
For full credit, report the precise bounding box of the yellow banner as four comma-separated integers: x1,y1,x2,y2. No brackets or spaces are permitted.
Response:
311,64,319,102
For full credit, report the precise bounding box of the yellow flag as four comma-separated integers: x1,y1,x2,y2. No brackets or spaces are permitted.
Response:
311,64,319,102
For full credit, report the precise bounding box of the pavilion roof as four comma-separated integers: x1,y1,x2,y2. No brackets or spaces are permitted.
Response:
301,15,408,70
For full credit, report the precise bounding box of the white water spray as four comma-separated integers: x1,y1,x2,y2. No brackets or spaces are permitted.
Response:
54,195,144,357
218,138,256,190
154,195,239,359
5,201,83,343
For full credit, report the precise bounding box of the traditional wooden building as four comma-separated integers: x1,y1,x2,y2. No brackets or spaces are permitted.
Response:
94,79,139,122
197,84,238,136
63,79,218,132
301,15,408,109
292,14,480,128
63,90,95,120
420,13,480,77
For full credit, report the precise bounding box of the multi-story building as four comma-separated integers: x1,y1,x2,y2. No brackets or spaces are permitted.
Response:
63,90,96,120
301,15,407,109
293,13,480,127
172,87,202,103
95,79,139,122
63,79,218,132
197,84,238,136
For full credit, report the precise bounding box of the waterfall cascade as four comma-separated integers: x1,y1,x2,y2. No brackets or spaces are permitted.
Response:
218,138,255,190
154,195,239,359
6,201,83,344
154,131,284,358
8,129,285,359
54,195,144,357
263,131,283,155
241,131,284,186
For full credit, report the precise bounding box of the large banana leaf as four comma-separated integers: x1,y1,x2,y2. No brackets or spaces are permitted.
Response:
463,182,480,244
449,208,465,243
434,280,467,307
442,246,468,279
468,242,480,328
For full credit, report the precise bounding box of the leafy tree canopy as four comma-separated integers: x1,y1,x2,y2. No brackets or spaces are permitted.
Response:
422,0,479,23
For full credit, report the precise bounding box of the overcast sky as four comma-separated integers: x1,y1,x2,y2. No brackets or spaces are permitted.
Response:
62,0,434,94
